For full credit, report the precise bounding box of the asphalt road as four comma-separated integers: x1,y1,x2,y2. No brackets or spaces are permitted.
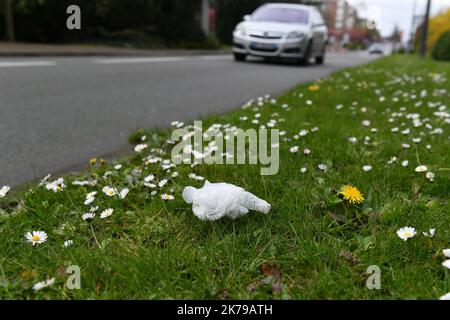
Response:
0,52,376,186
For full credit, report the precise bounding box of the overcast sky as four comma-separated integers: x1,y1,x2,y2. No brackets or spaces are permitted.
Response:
345,0,450,41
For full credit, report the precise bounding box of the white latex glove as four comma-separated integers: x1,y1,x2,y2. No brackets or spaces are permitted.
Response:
182,181,271,221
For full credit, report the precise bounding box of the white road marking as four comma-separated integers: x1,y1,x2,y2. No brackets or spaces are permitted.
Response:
195,55,232,61
93,56,188,64
0,55,232,68
0,61,57,68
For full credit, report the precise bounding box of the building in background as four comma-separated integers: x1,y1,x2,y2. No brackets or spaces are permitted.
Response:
320,0,378,50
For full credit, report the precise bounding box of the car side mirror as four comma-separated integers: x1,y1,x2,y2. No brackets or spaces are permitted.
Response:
243,15,251,21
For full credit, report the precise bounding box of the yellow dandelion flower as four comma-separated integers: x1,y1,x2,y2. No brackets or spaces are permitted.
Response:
308,84,320,91
89,157,97,165
339,185,364,204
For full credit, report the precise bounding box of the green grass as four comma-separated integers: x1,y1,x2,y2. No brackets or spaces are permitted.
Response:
1,55,449,300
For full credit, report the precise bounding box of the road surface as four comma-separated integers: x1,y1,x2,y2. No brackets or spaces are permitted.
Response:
0,52,376,186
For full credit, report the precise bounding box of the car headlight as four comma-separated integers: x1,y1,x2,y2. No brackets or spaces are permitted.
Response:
287,31,305,40
233,26,246,37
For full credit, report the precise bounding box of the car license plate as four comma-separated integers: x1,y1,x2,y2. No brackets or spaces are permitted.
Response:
251,42,276,50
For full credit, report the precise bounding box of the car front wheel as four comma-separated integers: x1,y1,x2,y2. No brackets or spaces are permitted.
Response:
315,46,326,64
299,40,312,66
233,52,247,62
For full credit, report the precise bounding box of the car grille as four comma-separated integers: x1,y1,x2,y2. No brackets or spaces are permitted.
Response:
248,31,284,39
249,34,282,39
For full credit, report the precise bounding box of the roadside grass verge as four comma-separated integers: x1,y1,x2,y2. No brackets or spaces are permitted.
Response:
1,55,449,299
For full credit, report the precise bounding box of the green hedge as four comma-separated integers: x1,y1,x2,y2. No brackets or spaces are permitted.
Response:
432,30,450,61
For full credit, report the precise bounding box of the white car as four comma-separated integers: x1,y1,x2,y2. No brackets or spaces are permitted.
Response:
368,43,385,55
232,3,328,64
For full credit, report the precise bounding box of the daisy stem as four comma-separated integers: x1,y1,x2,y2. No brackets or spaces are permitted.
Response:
90,224,102,249
415,148,421,166
63,190,75,207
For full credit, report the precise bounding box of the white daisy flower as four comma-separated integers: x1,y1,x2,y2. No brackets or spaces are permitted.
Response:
100,208,114,219
439,293,450,300
188,173,205,181
158,179,168,188
318,164,327,171
45,178,66,193
348,137,357,144
363,165,372,172
443,249,450,258
396,227,416,241
401,128,410,135
300,167,307,173
388,156,398,165
144,174,155,182
33,278,55,292
362,120,371,127
114,164,122,170
303,148,311,155
401,160,409,167
119,188,129,199
442,260,450,269
38,174,52,186
144,182,156,188
82,212,95,221
86,191,97,198
422,229,436,237
289,146,299,153
161,193,174,200
84,196,95,206
415,165,428,173
102,186,117,197
103,171,113,179
134,144,148,153
0,185,11,198
25,231,48,246
426,172,435,181
84,191,97,205
299,130,309,137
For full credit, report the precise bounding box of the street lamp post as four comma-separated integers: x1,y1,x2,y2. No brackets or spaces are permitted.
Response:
419,0,432,57
408,0,417,53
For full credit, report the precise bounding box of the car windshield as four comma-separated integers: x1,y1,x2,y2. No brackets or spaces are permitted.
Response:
251,6,309,24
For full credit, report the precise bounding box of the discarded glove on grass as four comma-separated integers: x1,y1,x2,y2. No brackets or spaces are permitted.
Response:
182,181,271,221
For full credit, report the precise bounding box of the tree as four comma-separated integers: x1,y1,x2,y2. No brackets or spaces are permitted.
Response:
414,8,450,53
4,0,15,41
427,8,450,51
